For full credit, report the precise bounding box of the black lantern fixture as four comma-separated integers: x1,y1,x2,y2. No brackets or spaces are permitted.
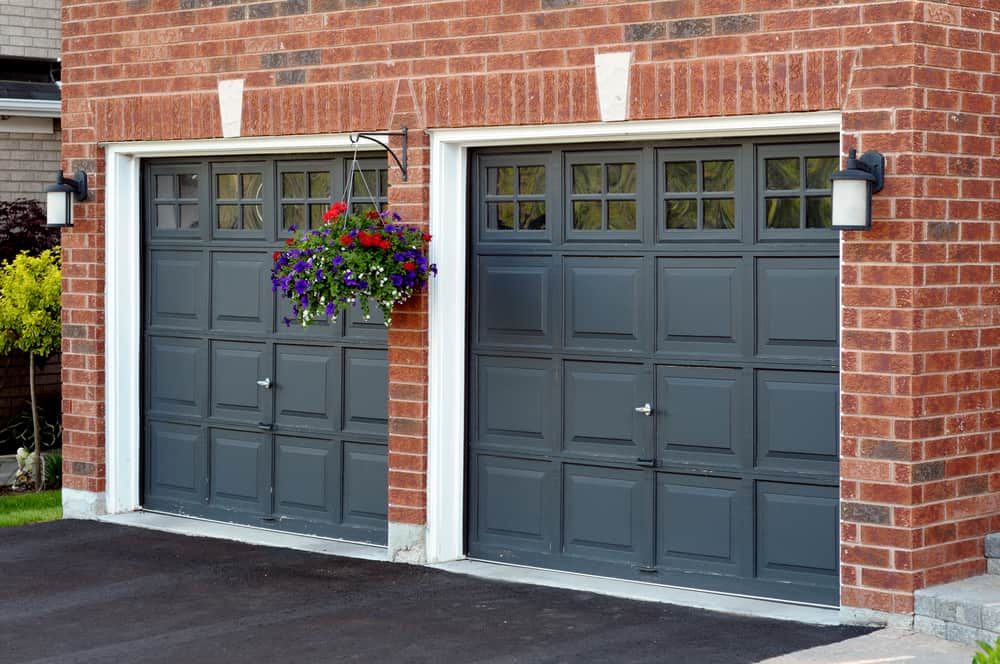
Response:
829,149,884,231
45,170,88,228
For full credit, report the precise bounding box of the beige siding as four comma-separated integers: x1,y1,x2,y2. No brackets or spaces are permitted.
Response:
0,128,62,202
0,0,60,60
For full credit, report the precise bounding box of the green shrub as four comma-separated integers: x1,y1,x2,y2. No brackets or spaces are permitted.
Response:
974,637,1000,664
44,451,62,488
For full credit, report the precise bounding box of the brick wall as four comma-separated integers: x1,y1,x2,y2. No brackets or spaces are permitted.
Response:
0,0,61,59
0,352,61,420
0,129,63,202
58,0,999,615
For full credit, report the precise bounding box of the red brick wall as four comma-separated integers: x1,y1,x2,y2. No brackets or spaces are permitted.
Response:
59,0,999,614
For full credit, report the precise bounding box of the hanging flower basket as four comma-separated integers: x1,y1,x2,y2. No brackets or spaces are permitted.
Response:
271,201,436,328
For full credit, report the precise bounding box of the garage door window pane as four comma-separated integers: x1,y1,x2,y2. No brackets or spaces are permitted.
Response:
217,174,238,199
156,204,177,229
242,174,263,200
572,165,602,195
488,167,515,196
306,172,328,198
573,200,602,230
519,166,545,195
703,199,735,230
666,199,697,229
805,196,832,229
765,198,800,229
703,160,735,192
244,204,263,230
488,202,516,230
282,173,305,199
180,205,199,229
607,163,636,194
520,202,546,230
608,200,636,230
178,174,199,199
765,158,800,190
156,175,174,199
283,204,305,230
806,157,838,190
311,204,328,228
665,162,696,193
218,205,239,229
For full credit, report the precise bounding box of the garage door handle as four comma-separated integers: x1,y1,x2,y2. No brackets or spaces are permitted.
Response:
256,378,272,389
634,403,653,416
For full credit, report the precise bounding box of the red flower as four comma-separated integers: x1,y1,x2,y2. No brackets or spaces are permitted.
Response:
379,239,392,250
366,210,379,220
339,234,352,246
324,201,348,222
272,251,282,261
403,261,416,272
358,231,373,247
422,233,432,242
285,237,295,246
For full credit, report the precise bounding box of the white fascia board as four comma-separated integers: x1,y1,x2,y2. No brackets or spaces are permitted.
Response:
428,111,842,146
0,98,61,118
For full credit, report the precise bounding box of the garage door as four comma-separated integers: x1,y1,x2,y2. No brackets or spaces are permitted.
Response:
468,140,841,604
142,155,390,543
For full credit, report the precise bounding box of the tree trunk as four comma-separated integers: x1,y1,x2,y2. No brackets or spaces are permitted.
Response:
29,353,42,492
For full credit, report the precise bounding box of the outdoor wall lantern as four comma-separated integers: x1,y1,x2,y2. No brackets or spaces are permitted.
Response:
45,170,87,228
829,148,884,231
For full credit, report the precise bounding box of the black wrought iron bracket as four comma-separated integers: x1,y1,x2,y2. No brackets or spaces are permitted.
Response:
350,127,408,182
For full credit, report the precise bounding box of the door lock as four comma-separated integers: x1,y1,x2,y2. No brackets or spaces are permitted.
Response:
256,377,272,389
634,403,653,416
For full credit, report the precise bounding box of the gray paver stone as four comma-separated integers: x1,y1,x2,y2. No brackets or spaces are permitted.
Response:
913,615,948,639
986,533,1000,559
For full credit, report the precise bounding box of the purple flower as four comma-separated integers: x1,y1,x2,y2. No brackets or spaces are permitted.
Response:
283,316,292,327
325,302,336,316
332,255,344,267
293,261,309,274
390,274,403,287
288,224,298,232
315,268,324,281
294,279,309,295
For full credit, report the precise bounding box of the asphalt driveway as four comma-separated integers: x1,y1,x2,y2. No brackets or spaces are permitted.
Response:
0,520,871,663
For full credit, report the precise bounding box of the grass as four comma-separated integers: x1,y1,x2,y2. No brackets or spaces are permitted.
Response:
0,490,61,527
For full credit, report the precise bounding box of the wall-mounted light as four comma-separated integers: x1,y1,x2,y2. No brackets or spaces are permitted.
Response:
829,149,884,231
45,170,87,228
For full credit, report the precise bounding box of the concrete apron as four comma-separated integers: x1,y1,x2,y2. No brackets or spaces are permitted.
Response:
104,511,835,624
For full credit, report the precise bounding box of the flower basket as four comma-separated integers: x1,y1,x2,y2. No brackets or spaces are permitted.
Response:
271,202,436,328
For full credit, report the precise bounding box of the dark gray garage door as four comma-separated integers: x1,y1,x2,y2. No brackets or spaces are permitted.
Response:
143,155,390,543
468,140,841,604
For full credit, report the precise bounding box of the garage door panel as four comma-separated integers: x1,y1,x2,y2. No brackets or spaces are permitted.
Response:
564,361,652,460
210,341,271,425
658,366,745,469
147,336,207,419
344,302,389,342
656,474,747,576
210,428,271,514
757,370,839,474
342,442,388,533
563,464,651,566
343,349,388,435
211,252,272,334
476,356,557,452
275,344,341,432
472,454,557,553
657,258,745,357
275,293,342,338
148,250,207,331
564,257,650,352
145,421,206,504
274,435,339,518
757,258,839,361
477,255,556,348
756,482,839,588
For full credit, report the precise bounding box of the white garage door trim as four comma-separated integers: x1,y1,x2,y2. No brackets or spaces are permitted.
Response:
425,111,842,564
65,135,381,519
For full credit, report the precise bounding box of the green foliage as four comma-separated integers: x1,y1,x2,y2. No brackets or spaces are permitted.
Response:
0,490,61,528
0,398,62,455
974,637,1000,664
44,452,62,488
0,248,62,358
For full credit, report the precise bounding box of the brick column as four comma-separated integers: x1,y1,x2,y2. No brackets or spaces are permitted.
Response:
839,1,1000,621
